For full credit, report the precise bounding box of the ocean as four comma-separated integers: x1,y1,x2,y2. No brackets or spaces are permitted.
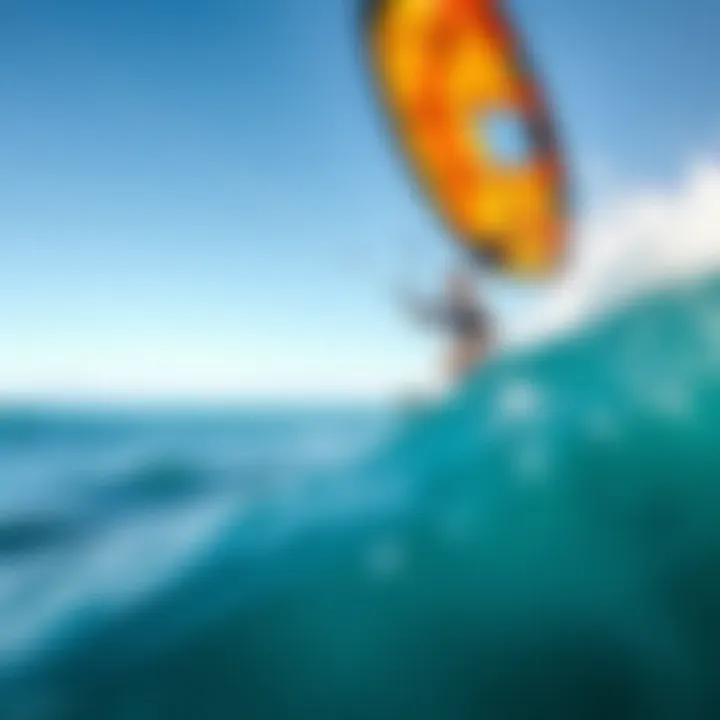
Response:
2,273,720,719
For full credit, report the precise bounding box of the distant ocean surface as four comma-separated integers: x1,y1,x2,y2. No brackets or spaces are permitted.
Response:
3,274,720,719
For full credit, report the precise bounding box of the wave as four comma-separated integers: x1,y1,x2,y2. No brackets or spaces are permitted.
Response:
2,273,720,718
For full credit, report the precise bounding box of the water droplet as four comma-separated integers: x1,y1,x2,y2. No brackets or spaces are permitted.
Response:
496,379,543,423
366,538,406,580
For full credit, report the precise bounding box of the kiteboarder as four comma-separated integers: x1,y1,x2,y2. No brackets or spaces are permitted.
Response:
365,0,569,380
404,269,495,384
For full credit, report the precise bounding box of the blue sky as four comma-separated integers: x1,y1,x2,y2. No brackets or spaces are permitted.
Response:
1,0,719,399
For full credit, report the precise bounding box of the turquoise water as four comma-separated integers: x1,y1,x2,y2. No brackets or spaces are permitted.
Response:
2,274,720,718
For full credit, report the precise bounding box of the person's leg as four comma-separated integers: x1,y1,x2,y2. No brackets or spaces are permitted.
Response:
449,338,489,382
445,340,471,383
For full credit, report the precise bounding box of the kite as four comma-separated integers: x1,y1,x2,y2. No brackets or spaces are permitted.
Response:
363,0,569,276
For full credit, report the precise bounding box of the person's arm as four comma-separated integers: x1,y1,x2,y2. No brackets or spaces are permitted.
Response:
398,289,449,329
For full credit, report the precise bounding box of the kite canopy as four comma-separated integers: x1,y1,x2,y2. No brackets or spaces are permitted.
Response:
363,0,569,276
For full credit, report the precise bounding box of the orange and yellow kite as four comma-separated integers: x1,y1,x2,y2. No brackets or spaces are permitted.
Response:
363,0,569,276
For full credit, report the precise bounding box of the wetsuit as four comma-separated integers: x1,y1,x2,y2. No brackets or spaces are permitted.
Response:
406,292,493,382
409,296,492,341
